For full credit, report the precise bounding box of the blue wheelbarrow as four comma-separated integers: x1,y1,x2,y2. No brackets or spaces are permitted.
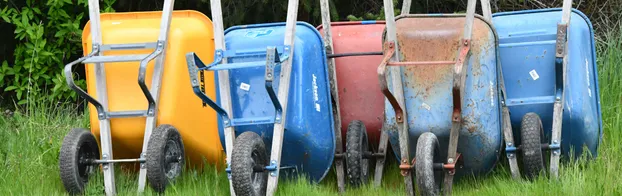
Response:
185,0,335,195
377,0,502,195
492,2,603,179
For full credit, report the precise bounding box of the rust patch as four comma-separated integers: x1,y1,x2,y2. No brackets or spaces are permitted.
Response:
394,17,490,100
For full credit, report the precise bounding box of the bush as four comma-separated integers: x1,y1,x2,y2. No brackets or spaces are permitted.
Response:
0,0,619,109
0,0,115,106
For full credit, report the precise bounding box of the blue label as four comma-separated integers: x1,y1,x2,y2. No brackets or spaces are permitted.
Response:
245,29,274,38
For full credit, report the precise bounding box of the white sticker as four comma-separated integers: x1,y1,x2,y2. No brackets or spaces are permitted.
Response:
529,69,540,80
240,83,250,91
421,103,431,111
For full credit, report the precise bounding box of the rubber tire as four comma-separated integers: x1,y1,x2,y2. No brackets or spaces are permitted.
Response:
345,120,371,187
520,112,546,179
59,128,100,195
416,132,443,196
231,132,269,196
146,124,185,193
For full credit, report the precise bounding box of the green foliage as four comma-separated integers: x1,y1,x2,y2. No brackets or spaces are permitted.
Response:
0,0,115,106
345,0,399,21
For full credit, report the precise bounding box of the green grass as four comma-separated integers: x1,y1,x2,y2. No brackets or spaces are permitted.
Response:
1,31,621,196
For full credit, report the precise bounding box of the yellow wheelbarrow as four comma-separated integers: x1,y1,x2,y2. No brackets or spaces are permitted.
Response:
58,1,222,195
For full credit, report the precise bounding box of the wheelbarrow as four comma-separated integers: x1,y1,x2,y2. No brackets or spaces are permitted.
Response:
316,20,389,190
185,0,335,195
315,0,390,191
59,0,222,195
377,0,502,195
492,1,603,180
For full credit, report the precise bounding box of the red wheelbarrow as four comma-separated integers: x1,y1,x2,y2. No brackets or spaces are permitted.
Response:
316,0,391,192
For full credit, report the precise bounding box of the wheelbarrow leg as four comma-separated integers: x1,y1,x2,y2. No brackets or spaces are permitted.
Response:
84,1,116,195
381,0,414,194
443,1,476,195
208,0,238,194
266,1,299,195
550,0,572,179
318,0,346,192
502,106,521,179
137,0,175,192
373,127,389,187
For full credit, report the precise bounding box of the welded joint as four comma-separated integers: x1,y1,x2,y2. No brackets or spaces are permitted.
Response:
140,153,146,169
551,140,561,155
102,154,109,170
269,160,278,177
445,153,462,176
505,142,518,156
399,158,416,176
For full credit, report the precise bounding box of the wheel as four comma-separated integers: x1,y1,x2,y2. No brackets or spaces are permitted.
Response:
146,124,185,193
59,128,100,195
520,112,546,179
415,132,443,196
231,131,269,196
345,120,371,187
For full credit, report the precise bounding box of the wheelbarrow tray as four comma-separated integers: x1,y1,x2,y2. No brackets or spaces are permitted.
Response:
82,10,224,168
384,14,503,177
492,8,603,158
214,22,336,182
316,21,386,148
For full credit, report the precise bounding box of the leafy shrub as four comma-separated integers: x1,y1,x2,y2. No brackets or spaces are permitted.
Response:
0,0,115,106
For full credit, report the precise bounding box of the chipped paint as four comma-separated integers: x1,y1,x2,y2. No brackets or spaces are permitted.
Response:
490,81,495,107
385,15,502,177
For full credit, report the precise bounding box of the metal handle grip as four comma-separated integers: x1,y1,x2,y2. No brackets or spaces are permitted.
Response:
185,52,232,123
64,48,162,119
64,50,106,118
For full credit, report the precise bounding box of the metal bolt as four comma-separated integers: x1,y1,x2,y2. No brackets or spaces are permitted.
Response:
508,142,513,146
508,154,514,158
448,158,454,164
267,73,272,78
140,163,145,169
270,172,277,177
553,151,559,155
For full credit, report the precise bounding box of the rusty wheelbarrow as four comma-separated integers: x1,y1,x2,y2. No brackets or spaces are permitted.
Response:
377,0,503,195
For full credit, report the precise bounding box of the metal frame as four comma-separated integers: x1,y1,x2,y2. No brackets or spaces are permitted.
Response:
185,0,299,195
63,0,175,195
379,0,486,195
550,0,572,179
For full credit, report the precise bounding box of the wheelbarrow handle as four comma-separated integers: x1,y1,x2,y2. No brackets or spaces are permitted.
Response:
63,47,162,120
63,50,105,118
185,52,232,123
376,42,404,123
